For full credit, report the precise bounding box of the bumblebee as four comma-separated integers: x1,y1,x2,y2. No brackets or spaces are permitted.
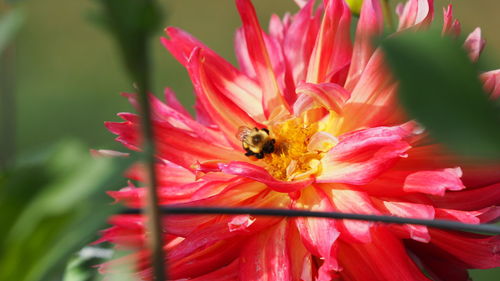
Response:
237,126,276,159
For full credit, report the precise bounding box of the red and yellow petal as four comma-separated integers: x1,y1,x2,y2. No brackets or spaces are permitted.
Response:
235,0,291,118
317,125,413,185
306,0,352,85
294,187,341,280
339,228,431,281
239,220,292,281
345,0,384,90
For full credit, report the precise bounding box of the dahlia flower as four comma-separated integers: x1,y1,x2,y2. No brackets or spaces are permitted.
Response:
99,0,500,280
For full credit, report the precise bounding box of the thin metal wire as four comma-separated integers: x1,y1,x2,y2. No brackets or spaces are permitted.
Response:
121,206,500,235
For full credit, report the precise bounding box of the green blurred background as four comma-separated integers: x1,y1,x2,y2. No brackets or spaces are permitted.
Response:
1,0,499,280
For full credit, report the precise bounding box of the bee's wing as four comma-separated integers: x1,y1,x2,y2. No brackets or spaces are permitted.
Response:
236,126,252,141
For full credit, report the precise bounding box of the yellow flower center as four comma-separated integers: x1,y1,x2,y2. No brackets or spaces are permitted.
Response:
263,111,338,181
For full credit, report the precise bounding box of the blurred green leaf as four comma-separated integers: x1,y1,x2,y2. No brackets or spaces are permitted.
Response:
0,140,133,281
92,0,163,76
0,8,24,54
470,267,500,280
381,31,500,159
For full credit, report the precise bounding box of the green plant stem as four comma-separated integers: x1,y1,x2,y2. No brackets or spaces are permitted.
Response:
130,33,166,281
96,0,166,278
100,0,167,278
381,0,394,30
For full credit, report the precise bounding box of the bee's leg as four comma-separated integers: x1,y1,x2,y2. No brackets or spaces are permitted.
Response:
261,128,269,134
255,152,264,159
245,150,254,156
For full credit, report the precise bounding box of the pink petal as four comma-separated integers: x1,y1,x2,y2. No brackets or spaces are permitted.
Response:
264,28,297,107
477,206,500,223
172,177,287,217
464,28,485,63
397,0,434,30
218,161,314,193
341,51,404,132
344,170,412,197
180,259,239,281
239,220,292,281
237,25,296,107
122,92,230,146
404,239,471,281
294,0,308,8
269,14,287,43
403,167,466,196
338,228,430,281
156,119,238,165
345,0,384,91
307,131,339,153
294,187,340,280
295,82,350,115
292,94,316,116
106,116,246,170
287,222,314,281
186,48,263,146
395,2,404,16
162,28,264,122
323,187,380,243
235,0,290,118
430,182,500,211
163,88,192,118
436,206,500,225
194,99,217,127
481,69,500,99
185,178,268,208
125,160,196,186
435,208,480,224
160,179,280,238
393,143,500,188
441,5,461,37
167,238,242,280
101,171,286,278
283,0,319,84
317,125,413,185
382,201,435,242
306,0,352,85
105,118,140,151
167,215,281,267
427,230,500,269
234,28,257,79
228,214,257,233
95,215,145,248
108,174,244,208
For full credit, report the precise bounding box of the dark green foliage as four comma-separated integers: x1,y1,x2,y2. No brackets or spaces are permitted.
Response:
92,0,164,83
0,141,132,281
381,31,500,159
